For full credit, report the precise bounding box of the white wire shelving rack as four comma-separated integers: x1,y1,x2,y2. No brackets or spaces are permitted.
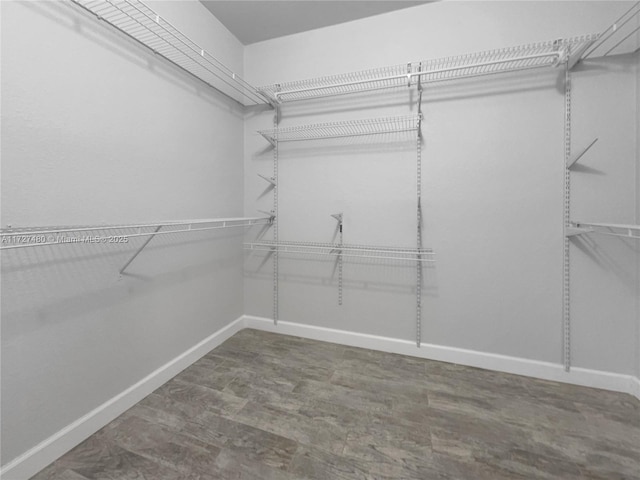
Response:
578,2,640,63
257,114,421,146
244,241,435,263
70,0,270,107
258,36,598,104
1,217,272,273
568,222,640,240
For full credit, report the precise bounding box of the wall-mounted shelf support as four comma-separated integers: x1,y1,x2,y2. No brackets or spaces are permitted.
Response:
258,210,276,222
565,226,594,237
562,61,572,372
567,138,598,168
258,173,277,186
331,213,344,305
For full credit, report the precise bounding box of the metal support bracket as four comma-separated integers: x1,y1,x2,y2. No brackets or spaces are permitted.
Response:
258,173,276,186
565,226,593,237
416,62,424,348
272,98,280,325
258,210,276,222
120,225,162,275
331,213,344,305
567,138,598,168
562,62,572,372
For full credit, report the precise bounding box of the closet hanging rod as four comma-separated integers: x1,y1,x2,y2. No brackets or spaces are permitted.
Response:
1,217,271,250
70,0,271,107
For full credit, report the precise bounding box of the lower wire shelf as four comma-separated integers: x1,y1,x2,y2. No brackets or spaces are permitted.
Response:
570,222,640,240
244,240,435,263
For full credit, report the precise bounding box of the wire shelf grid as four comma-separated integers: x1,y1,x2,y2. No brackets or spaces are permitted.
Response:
257,114,421,145
582,2,640,60
244,240,435,263
1,217,271,250
71,0,270,106
258,35,598,104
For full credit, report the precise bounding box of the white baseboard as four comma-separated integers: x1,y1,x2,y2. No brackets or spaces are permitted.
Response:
243,315,640,401
0,316,245,480
632,376,640,400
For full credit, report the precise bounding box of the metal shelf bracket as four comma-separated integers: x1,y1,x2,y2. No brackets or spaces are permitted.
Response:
567,138,598,168
258,173,277,186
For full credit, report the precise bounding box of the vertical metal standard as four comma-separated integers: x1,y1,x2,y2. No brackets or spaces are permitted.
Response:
273,94,280,325
416,63,423,348
332,213,344,306
562,62,572,372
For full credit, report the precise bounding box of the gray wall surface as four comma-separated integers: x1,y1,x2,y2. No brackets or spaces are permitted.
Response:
1,0,246,465
244,2,640,374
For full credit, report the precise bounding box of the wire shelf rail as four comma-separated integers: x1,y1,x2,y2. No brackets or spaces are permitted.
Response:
1,217,272,251
571,222,640,240
244,240,435,263
70,0,270,107
258,114,421,145
258,35,598,104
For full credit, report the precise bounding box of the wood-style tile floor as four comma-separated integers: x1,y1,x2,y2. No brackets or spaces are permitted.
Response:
32,329,640,480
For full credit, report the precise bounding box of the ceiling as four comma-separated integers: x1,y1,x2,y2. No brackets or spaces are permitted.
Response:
200,1,430,45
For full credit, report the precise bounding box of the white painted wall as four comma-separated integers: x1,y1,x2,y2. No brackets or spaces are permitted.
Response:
244,2,639,375
1,0,247,467
636,49,640,382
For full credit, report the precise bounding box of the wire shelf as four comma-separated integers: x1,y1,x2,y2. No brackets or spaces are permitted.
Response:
258,35,598,104
572,222,640,240
257,114,421,145
0,217,272,250
581,2,640,61
244,240,435,263
70,0,270,107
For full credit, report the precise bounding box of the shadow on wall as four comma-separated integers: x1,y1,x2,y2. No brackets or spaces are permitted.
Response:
19,1,245,116
0,227,249,340
573,50,640,78
571,234,639,293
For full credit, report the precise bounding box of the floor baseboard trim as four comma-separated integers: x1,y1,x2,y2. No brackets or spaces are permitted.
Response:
243,315,640,400
632,376,640,401
0,316,245,480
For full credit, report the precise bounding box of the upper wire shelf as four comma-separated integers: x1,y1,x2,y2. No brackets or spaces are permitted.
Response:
258,35,598,104
258,114,421,145
579,2,640,62
70,0,270,107
245,240,435,263
0,217,272,251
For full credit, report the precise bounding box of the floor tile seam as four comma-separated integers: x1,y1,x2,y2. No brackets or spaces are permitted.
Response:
166,376,250,403
110,434,224,477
